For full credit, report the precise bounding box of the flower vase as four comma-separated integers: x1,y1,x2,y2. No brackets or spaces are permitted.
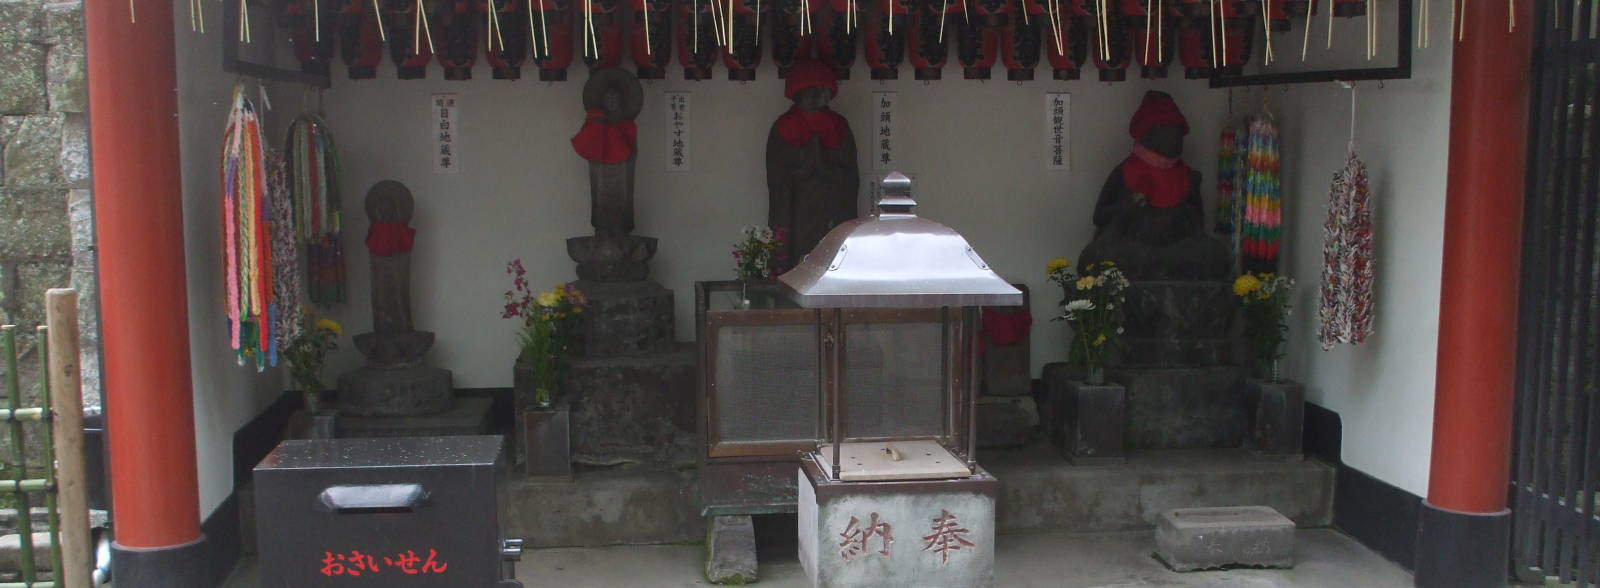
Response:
739,281,752,309
1086,365,1106,386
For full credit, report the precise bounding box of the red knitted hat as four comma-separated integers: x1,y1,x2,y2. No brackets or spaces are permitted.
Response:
1128,91,1189,139
785,60,839,100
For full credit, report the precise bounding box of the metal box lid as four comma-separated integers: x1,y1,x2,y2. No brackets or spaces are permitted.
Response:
778,172,1024,309
255,436,503,471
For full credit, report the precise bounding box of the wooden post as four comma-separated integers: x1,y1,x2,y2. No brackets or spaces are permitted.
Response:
45,289,91,588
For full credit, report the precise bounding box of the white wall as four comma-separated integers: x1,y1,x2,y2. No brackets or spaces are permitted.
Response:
1267,4,1455,497
174,10,304,519
316,60,1232,389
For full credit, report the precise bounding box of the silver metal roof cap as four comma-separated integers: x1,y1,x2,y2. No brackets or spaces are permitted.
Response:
777,172,1024,309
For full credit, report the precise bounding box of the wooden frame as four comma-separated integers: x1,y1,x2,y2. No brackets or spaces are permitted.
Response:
1210,0,1411,88
221,0,333,89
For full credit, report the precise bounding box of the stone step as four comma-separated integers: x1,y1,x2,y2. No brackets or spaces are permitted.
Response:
500,466,705,548
984,445,1332,534
0,532,54,572
496,443,1332,548
1154,506,1296,571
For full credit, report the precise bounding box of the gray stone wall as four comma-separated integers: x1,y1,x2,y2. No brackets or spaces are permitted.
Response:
0,0,97,438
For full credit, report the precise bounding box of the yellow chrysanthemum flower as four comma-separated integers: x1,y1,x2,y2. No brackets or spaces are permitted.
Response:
537,291,561,307
1093,334,1107,346
1075,276,1098,290
1046,257,1072,274
1232,274,1262,297
315,318,343,335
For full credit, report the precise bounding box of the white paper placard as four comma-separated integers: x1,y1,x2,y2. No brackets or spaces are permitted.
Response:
1045,92,1070,170
873,91,897,170
665,91,691,172
431,93,460,175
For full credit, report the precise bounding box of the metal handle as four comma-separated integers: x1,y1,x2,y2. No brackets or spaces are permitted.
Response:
317,483,428,514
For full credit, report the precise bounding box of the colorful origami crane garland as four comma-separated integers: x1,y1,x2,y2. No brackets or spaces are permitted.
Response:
222,85,277,370
285,114,347,308
1240,111,1282,275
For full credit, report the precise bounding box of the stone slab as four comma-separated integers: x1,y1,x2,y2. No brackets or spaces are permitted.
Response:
984,444,1333,534
499,467,704,548
705,515,758,584
1155,506,1296,571
336,363,452,417
976,395,1038,449
562,344,696,466
1115,365,1249,449
337,396,491,438
799,460,998,588
570,280,675,358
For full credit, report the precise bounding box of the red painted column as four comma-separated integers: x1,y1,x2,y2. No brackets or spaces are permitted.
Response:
1425,0,1533,517
85,0,203,550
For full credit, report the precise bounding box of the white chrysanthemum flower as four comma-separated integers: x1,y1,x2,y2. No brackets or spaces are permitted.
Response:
1064,300,1095,312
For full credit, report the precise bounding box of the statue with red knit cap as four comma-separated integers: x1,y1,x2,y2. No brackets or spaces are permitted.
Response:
766,59,859,270
1080,90,1229,281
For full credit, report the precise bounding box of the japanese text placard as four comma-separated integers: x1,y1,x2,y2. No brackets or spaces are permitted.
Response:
873,91,897,170
1045,92,1070,170
665,91,691,172
431,94,460,175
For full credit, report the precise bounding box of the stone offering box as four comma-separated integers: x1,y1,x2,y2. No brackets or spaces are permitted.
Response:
799,458,998,588
696,280,971,516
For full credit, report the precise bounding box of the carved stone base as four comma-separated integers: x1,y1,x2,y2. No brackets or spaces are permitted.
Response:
337,364,453,416
1118,366,1248,449
570,280,675,358
1044,371,1126,464
352,331,435,366
560,344,696,466
567,235,657,282
337,397,491,437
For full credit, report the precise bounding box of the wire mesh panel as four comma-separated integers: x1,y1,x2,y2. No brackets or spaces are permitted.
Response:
1513,1,1600,584
844,320,945,439
714,324,820,444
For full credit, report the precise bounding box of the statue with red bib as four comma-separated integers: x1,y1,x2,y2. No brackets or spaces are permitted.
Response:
568,68,657,282
766,59,859,271
1080,90,1229,280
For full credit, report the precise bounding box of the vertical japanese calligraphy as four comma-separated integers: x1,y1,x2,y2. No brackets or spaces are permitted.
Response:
1044,92,1069,170
921,510,975,564
839,513,895,561
664,91,692,172
872,91,897,170
431,93,461,174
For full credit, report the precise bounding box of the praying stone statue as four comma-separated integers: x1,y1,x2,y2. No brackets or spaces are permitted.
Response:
767,59,859,271
338,180,453,417
1079,90,1230,281
567,67,655,282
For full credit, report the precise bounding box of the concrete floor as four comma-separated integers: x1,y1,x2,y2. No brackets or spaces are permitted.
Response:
225,528,1412,587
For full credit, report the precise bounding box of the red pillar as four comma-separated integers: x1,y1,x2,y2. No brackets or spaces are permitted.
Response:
85,0,203,557
1417,0,1533,585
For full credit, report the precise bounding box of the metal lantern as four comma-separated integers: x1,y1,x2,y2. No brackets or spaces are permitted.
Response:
778,172,1022,482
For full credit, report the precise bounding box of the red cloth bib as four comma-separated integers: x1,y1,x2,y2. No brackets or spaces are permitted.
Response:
366,222,416,256
571,109,638,163
775,106,849,149
1121,144,1192,209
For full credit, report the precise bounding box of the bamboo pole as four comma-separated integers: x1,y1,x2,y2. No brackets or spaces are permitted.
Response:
44,289,91,588
1,327,34,583
35,326,62,584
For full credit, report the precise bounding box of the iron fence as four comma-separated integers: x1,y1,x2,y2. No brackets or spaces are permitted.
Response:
1512,0,1600,585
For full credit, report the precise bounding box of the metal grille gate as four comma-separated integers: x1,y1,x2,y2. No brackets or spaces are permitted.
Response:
1513,0,1600,584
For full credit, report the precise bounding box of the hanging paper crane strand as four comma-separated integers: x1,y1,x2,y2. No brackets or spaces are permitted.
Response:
1240,114,1282,274
1318,150,1375,349
221,85,278,371
286,114,347,307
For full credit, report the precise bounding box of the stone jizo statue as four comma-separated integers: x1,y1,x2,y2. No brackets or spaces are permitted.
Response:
767,59,859,272
568,68,656,282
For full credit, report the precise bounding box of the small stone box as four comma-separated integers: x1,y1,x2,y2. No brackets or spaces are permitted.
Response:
798,459,997,588
1155,506,1295,572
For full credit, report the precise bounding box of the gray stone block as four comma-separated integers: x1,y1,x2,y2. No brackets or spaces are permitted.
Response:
1247,379,1306,458
1114,280,1236,368
41,3,82,52
336,364,452,417
13,261,69,329
337,396,490,438
562,344,696,466
0,189,69,259
705,515,758,584
2,115,61,185
1114,365,1248,449
44,48,83,115
1155,506,1295,572
569,280,675,358
499,467,704,547
1048,377,1126,464
0,531,53,572
976,395,1037,449
0,46,44,116
0,1,43,43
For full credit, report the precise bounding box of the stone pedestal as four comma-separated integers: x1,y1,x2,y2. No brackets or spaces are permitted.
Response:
1155,506,1295,571
1116,280,1235,368
1043,367,1126,464
560,344,697,466
568,280,675,358
567,235,657,283
337,396,492,438
1118,366,1248,449
1246,379,1306,458
975,395,1038,449
798,459,997,588
337,364,453,416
